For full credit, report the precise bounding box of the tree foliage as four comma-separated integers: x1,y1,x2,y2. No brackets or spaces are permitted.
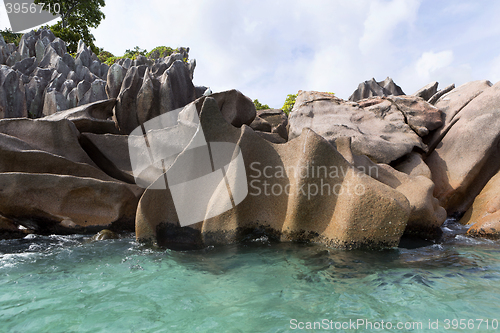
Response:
0,28,22,45
34,0,106,53
253,99,270,111
282,94,297,115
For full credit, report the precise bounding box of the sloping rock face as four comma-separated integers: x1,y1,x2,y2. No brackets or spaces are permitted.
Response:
425,81,500,216
460,170,500,239
288,91,442,164
0,117,143,233
348,77,405,102
135,97,411,250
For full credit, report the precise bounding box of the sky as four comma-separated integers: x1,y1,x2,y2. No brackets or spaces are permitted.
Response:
1,0,500,108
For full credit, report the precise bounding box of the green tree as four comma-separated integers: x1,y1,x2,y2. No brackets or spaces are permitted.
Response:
34,0,106,53
253,99,270,111
282,94,297,115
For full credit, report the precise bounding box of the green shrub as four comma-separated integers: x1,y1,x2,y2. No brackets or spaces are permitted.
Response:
253,99,270,111
146,46,177,59
282,94,297,115
97,50,115,63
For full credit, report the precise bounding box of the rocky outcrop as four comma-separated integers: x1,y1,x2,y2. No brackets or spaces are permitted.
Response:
288,91,441,164
135,97,411,250
348,77,405,102
0,29,197,124
425,81,500,216
460,170,500,239
0,29,109,118
427,83,455,105
413,81,438,101
114,60,197,134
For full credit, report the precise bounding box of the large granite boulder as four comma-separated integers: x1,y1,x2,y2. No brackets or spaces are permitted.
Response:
0,118,143,232
135,97,410,250
253,108,288,140
336,139,446,237
288,91,440,164
460,170,500,239
425,81,500,216
0,173,142,232
349,77,405,102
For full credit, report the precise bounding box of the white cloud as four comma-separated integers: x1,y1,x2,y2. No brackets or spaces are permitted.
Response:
359,0,421,54
416,50,454,79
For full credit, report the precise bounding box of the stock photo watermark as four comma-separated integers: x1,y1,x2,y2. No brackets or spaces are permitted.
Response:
3,1,60,32
248,161,378,199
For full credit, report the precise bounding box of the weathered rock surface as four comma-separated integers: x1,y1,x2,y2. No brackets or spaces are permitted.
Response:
428,83,455,105
0,173,142,232
106,63,128,99
44,99,118,134
289,91,440,164
460,170,500,239
426,81,500,216
135,97,410,250
349,77,405,102
426,80,492,152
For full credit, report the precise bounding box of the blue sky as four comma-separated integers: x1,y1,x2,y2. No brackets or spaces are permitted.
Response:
2,0,500,108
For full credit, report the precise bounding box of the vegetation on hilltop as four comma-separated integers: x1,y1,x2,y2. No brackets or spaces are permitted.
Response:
253,99,270,111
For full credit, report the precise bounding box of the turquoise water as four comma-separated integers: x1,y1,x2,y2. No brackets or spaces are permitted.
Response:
1,221,499,333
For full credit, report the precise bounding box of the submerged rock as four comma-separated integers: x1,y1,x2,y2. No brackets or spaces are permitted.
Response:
91,229,119,241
